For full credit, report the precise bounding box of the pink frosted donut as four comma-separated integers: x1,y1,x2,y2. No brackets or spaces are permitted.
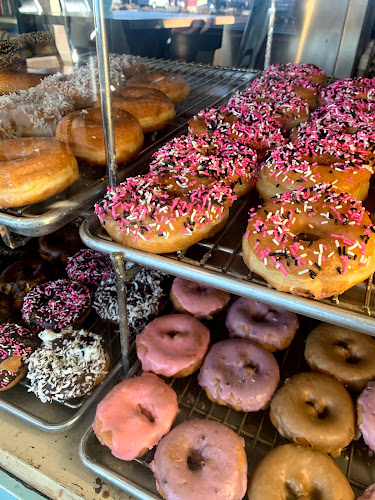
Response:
151,419,248,500
357,381,375,452
170,277,230,320
359,484,375,500
198,338,279,412
136,314,210,378
93,372,178,461
225,297,298,351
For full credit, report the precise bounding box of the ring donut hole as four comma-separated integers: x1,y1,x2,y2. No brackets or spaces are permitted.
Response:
305,399,329,420
285,480,320,499
296,232,322,242
187,448,205,472
334,340,360,365
240,359,259,375
137,403,155,423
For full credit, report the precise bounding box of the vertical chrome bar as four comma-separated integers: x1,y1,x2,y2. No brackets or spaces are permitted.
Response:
92,0,118,188
264,0,277,69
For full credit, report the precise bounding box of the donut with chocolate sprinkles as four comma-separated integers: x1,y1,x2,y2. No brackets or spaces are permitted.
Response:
66,249,114,286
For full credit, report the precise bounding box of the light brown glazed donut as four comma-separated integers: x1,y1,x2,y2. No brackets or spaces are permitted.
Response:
270,371,355,458
305,323,375,392
126,71,190,104
0,72,44,94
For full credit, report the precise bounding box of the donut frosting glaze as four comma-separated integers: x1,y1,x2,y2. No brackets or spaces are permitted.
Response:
66,249,114,286
225,297,298,351
357,381,375,452
136,314,210,377
198,338,280,412
93,372,178,460
151,419,247,500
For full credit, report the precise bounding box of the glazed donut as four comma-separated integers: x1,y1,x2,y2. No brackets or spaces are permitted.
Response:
95,174,235,254
357,381,375,452
66,249,114,287
0,258,55,311
0,323,38,391
149,133,259,197
136,314,210,377
270,371,355,457
0,138,79,208
38,219,83,264
320,77,375,105
96,86,176,133
55,107,144,165
21,279,91,333
198,338,280,412
358,484,375,500
26,328,109,402
93,372,178,460
262,62,327,86
126,71,190,104
0,72,44,94
242,184,375,299
170,277,230,319
305,323,375,392
225,297,298,351
248,444,354,500
151,419,247,500
93,268,168,333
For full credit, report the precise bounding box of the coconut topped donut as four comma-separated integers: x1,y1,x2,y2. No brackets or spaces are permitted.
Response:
66,249,114,286
242,184,375,298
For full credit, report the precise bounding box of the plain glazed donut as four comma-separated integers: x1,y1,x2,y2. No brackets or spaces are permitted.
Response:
305,323,375,392
126,71,190,104
270,371,355,457
93,372,178,461
225,297,298,351
0,72,44,94
198,338,280,412
248,444,354,500
96,86,176,133
136,313,210,378
95,174,235,254
358,484,375,500
170,277,230,319
0,137,79,208
151,419,247,500
242,184,375,299
357,381,375,453
55,107,144,166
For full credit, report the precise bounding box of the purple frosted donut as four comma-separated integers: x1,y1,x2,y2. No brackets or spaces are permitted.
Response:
151,419,247,500
66,249,114,286
358,484,375,500
357,381,375,453
21,279,91,332
225,297,298,352
198,338,280,412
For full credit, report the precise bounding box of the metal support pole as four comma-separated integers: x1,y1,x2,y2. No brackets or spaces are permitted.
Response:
92,0,118,188
264,0,277,69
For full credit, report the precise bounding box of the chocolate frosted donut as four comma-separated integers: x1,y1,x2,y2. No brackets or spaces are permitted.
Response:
151,419,247,500
270,372,355,457
66,249,114,286
225,297,298,351
198,338,280,412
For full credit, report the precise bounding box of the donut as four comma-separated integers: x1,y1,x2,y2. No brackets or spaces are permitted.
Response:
305,323,375,392
55,107,144,165
38,219,84,264
170,277,230,319
0,291,12,323
93,268,168,333
0,39,31,72
126,71,190,104
21,279,91,333
149,133,259,197
151,419,247,500
0,138,79,208
95,174,235,254
247,444,354,500
66,249,114,287
242,184,375,299
98,53,148,79
358,484,375,500
320,77,375,104
0,72,44,95
0,323,38,391
96,86,176,133
26,328,109,402
18,31,57,57
225,297,298,351
357,381,375,452
93,372,178,460
0,258,55,311
270,372,355,457
198,338,280,412
136,314,210,378
262,62,327,86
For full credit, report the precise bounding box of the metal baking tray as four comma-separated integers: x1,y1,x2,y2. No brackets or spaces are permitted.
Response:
0,59,258,242
79,315,373,499
0,316,122,432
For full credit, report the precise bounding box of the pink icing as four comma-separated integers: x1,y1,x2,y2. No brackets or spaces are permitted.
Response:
358,484,375,500
93,372,178,461
151,419,247,500
225,297,298,350
171,277,230,318
358,381,375,453
136,314,210,377
198,338,279,412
